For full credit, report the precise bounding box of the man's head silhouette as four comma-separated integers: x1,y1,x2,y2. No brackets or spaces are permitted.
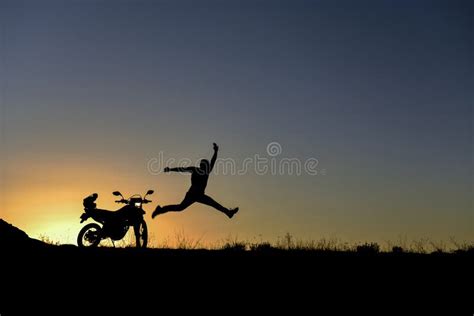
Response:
200,159,210,173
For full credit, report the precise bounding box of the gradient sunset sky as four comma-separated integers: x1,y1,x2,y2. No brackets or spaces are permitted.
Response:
1,0,472,245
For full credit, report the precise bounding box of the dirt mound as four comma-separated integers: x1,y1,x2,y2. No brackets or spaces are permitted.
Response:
0,219,46,248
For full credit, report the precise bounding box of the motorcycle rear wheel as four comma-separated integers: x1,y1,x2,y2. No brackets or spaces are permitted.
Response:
77,223,102,247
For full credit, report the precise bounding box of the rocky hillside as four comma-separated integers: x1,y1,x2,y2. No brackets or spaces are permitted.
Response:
0,219,46,248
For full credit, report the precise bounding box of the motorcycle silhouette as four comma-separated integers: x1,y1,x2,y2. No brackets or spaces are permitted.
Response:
77,190,153,248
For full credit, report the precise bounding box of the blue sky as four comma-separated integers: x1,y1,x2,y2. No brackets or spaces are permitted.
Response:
1,0,472,244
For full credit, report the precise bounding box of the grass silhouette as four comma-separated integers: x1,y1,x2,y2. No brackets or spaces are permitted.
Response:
37,231,474,255
2,218,471,312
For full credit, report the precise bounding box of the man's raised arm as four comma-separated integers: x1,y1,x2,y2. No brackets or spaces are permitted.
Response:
210,143,218,172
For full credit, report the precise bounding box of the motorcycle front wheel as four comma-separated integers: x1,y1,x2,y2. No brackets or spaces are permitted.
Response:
77,223,102,247
135,219,148,248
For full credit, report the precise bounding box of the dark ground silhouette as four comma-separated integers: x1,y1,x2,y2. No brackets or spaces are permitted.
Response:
0,219,47,249
1,219,472,314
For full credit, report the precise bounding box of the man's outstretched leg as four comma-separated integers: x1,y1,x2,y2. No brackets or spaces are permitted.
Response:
152,194,195,219
197,194,239,218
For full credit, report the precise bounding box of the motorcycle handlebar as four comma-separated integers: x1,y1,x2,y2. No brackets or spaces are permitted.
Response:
115,198,152,204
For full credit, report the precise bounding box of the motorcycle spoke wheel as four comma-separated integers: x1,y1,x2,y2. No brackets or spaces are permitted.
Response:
77,223,102,247
137,219,148,248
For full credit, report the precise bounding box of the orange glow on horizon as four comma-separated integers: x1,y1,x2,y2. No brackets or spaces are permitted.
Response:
1,156,226,246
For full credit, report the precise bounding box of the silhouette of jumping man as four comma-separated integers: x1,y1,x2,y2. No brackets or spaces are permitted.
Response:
152,143,239,219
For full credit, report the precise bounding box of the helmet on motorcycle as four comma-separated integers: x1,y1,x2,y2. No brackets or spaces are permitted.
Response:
83,193,98,210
